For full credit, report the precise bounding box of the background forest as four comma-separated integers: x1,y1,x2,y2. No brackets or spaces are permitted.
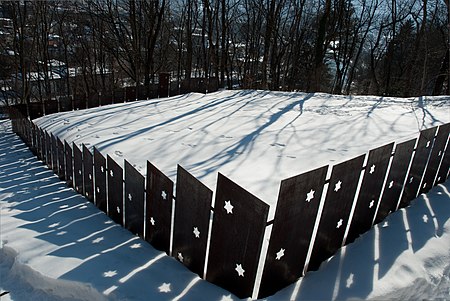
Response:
0,0,449,108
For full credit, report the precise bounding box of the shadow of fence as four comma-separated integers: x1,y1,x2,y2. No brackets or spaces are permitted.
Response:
8,107,450,299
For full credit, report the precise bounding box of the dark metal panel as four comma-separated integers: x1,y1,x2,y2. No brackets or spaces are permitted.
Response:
398,127,437,208
35,126,42,160
64,141,73,187
57,138,65,180
82,145,94,203
420,123,450,192
145,161,174,254
206,173,269,299
73,143,84,195
307,154,365,272
51,134,58,173
346,143,394,244
435,124,450,185
124,160,145,237
45,131,52,169
172,165,213,277
30,123,37,155
107,155,124,226
40,128,46,163
94,148,107,213
258,166,329,298
375,139,416,224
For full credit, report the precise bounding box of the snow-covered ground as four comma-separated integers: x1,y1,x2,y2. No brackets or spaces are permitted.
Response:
1,90,450,300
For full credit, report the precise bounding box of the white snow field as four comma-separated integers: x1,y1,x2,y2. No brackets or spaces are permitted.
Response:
1,90,450,300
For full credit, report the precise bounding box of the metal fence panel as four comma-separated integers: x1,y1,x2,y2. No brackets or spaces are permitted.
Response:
64,141,73,187
398,127,437,208
420,123,450,193
346,143,394,244
107,155,124,225
434,124,450,185
73,143,84,195
57,138,65,180
45,131,52,169
51,134,58,174
206,173,269,299
308,154,365,272
259,166,329,298
35,126,42,160
40,128,46,163
30,123,37,155
172,165,213,277
124,160,145,237
83,145,94,203
94,148,107,213
145,161,174,254
375,138,416,224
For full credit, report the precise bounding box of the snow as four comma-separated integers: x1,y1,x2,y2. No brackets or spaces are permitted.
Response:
33,90,449,216
1,90,450,300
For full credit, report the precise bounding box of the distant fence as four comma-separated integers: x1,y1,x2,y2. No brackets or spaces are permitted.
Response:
9,77,219,120
9,107,450,299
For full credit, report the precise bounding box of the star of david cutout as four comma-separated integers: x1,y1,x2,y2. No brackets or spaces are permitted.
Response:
336,218,343,229
110,170,114,177
78,170,82,175
150,217,155,226
276,248,285,260
101,166,104,173
369,164,376,174
193,227,200,238
158,283,171,293
235,264,245,277
426,141,431,148
177,252,184,262
116,206,120,213
161,190,167,200
388,180,394,188
306,189,315,202
224,200,234,214
89,174,92,180
409,176,414,184
97,187,100,193
369,200,375,208
334,180,342,192
128,193,132,201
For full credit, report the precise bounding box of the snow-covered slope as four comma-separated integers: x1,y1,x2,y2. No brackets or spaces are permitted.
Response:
34,90,449,215
2,90,450,300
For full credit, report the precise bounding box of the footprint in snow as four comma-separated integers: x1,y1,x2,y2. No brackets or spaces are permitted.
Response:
220,135,233,139
270,143,286,147
182,143,197,148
